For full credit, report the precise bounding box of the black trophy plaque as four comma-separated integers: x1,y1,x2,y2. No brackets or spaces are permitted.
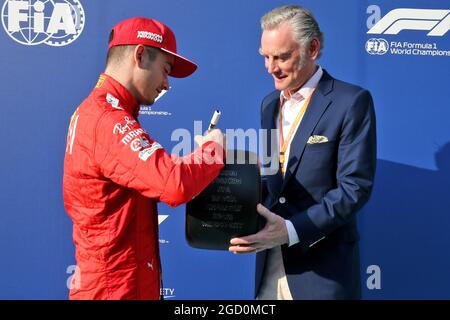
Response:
186,150,260,250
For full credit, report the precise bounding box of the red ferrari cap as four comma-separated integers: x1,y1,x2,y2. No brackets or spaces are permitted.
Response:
108,17,198,78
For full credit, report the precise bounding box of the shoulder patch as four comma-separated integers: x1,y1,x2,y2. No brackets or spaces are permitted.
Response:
106,93,123,110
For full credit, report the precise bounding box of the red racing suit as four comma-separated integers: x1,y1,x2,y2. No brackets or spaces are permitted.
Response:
63,74,224,300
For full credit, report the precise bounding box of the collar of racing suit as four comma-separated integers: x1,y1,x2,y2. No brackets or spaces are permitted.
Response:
93,73,141,118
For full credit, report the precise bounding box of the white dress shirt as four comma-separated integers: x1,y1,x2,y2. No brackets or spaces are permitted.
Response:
281,65,323,247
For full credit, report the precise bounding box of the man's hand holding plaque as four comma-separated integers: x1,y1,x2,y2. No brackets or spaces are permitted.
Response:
228,204,289,253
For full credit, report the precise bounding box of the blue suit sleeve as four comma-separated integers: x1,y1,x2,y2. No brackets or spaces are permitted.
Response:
290,90,377,247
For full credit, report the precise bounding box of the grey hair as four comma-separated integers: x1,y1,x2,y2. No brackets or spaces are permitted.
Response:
261,5,324,58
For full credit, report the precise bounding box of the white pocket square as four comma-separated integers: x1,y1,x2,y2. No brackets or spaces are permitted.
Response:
307,135,329,144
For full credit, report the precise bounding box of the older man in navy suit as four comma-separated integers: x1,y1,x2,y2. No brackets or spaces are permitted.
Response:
229,5,377,300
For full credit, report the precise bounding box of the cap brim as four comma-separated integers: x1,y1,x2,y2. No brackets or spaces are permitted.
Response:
160,48,198,78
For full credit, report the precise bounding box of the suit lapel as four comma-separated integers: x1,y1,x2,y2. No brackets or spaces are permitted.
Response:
281,71,334,190
261,94,283,201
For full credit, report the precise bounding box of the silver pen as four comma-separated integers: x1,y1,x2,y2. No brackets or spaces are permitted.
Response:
208,110,221,131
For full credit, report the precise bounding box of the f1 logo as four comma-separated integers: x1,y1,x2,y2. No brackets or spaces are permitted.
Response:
158,215,169,225
367,8,450,36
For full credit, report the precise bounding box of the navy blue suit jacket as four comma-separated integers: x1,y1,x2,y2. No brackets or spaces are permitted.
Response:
256,70,377,299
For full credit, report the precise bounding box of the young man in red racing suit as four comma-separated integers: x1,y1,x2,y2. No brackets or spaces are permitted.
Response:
63,17,225,300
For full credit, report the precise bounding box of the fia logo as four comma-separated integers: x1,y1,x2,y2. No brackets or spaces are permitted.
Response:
367,6,450,36
1,0,85,46
365,38,389,55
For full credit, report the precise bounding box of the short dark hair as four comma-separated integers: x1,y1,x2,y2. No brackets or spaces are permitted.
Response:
105,29,160,67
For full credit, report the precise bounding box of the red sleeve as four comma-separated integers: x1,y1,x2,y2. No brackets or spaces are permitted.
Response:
93,110,224,206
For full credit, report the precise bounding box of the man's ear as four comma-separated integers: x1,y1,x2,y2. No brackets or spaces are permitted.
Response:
133,45,146,67
309,38,321,60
